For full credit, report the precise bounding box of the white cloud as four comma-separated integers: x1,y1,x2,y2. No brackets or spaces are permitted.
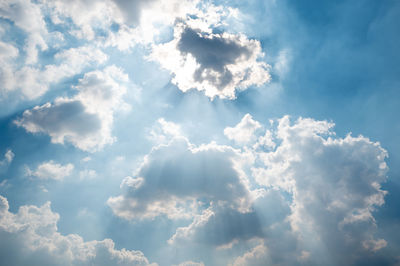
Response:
1,45,108,99
14,65,129,152
0,0,48,64
0,41,19,95
44,0,199,46
108,136,252,220
27,161,74,181
363,238,388,252
0,195,156,266
0,149,14,173
224,114,262,144
150,23,270,99
109,115,391,265
231,241,267,266
3,149,14,165
148,118,183,145
249,115,390,264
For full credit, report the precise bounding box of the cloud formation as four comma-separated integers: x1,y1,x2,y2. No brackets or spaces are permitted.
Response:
26,161,74,181
1,44,108,99
108,137,252,220
109,115,392,265
0,195,156,266
224,114,262,144
151,23,270,99
15,65,128,152
0,149,14,173
0,0,48,64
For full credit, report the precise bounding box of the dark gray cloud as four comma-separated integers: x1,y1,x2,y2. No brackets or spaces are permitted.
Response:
16,100,101,137
112,0,156,26
178,27,252,88
151,24,270,99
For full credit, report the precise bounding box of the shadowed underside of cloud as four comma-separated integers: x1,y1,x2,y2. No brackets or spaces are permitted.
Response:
151,24,271,99
14,65,128,152
0,195,156,266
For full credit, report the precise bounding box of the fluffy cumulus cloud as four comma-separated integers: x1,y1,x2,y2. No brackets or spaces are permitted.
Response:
0,0,48,64
108,136,252,220
151,23,271,99
108,115,393,265
224,114,262,144
26,161,74,181
233,115,390,265
0,195,156,266
0,44,108,99
14,65,129,152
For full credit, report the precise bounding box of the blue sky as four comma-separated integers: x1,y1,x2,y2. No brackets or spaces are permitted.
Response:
0,0,399,265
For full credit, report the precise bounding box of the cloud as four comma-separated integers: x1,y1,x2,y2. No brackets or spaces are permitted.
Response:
1,149,14,165
0,0,48,64
0,41,19,95
169,205,264,247
148,118,183,145
247,115,390,265
224,114,262,144
231,241,267,266
110,114,392,265
15,65,128,152
0,149,14,173
44,0,199,45
108,137,252,220
26,161,74,181
150,23,270,99
1,45,108,99
0,195,156,266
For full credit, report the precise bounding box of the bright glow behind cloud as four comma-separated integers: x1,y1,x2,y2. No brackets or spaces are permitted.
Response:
151,23,271,99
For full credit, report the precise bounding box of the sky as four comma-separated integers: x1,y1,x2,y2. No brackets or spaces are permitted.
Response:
0,0,399,265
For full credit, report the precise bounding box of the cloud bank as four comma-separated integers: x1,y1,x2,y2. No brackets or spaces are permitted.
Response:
0,195,156,266
109,115,392,265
